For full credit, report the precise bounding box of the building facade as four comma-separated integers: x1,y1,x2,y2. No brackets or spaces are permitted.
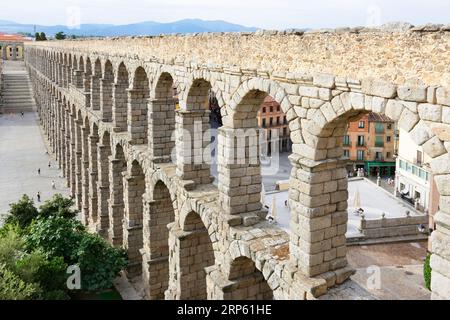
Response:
343,112,397,177
0,33,30,60
257,96,292,155
395,128,439,217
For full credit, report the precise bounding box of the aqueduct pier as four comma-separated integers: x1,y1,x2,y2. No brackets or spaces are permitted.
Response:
24,25,450,300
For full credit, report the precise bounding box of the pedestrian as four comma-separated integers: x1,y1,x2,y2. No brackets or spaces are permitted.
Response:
38,168,41,175
51,180,56,190
48,161,51,169
37,192,41,202
21,111,24,118
284,200,288,207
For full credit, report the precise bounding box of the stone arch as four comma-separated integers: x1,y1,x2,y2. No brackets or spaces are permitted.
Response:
167,210,216,300
223,256,273,300
148,72,177,163
81,116,91,225
143,180,176,299
113,62,130,132
184,78,212,111
128,66,149,145
123,160,146,278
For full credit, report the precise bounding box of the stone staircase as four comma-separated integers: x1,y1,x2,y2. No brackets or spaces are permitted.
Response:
0,61,35,114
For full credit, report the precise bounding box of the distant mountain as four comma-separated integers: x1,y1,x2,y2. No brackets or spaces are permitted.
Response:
0,19,258,37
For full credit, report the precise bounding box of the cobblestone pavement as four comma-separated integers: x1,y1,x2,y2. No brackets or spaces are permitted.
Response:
0,111,70,222
347,242,430,300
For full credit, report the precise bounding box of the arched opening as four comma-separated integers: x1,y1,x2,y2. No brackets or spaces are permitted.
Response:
128,67,149,145
146,180,175,299
101,60,114,121
97,131,112,238
109,144,127,246
175,211,215,299
113,63,129,132
226,257,273,300
148,72,177,163
123,160,146,278
91,59,102,110
74,109,83,210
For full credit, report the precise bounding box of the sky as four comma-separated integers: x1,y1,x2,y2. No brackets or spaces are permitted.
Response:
0,0,449,29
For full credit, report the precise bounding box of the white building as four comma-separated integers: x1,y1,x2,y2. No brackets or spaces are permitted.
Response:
395,128,432,212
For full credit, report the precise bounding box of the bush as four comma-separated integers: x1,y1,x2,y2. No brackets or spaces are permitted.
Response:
424,253,432,291
5,195,38,230
0,263,37,300
38,194,78,220
74,233,127,291
25,216,85,264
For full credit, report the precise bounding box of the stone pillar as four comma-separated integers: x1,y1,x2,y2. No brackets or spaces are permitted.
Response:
175,110,213,188
112,83,128,132
73,70,84,89
122,173,145,278
147,98,176,163
12,44,16,60
74,119,83,210
81,125,90,225
108,157,125,246
2,44,6,60
66,65,72,85
430,173,450,299
100,78,113,121
217,126,263,224
127,89,148,145
91,75,101,111
97,143,111,237
289,159,353,284
165,224,215,300
88,133,99,228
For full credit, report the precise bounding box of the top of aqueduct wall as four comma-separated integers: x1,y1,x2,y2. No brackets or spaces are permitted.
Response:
26,23,450,88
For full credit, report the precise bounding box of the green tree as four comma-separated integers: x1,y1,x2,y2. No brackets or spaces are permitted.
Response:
55,31,67,40
5,195,38,230
38,194,78,220
0,263,37,300
39,32,47,41
35,32,41,41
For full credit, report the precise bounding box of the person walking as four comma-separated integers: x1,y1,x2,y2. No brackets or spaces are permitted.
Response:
37,192,41,202
48,161,51,169
38,168,41,175
51,180,56,190
21,112,24,118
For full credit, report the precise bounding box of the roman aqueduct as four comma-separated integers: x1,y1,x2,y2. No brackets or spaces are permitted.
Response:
24,25,450,300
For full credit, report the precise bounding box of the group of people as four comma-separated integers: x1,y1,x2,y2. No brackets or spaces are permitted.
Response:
36,158,56,202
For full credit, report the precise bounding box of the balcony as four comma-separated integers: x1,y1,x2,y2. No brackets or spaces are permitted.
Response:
375,141,384,148
343,140,351,147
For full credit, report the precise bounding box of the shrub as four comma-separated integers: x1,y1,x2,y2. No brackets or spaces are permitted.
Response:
0,226,26,270
424,253,432,291
0,263,37,300
74,233,127,291
38,194,78,220
25,216,85,264
5,195,38,230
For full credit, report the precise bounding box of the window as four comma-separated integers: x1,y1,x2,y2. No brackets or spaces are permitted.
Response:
276,117,280,125
414,191,421,200
270,106,273,113
358,121,365,129
343,150,350,158
283,116,287,124
375,152,383,161
269,117,273,126
262,118,266,128
343,135,350,146
386,152,391,159
357,135,365,146
357,150,364,161
375,123,384,134
400,183,405,191
283,127,287,136
387,136,391,142
387,124,392,130
262,107,266,113
277,106,280,112
375,135,384,147
416,151,423,166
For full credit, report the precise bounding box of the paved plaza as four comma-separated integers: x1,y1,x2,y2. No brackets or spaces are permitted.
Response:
0,111,70,222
